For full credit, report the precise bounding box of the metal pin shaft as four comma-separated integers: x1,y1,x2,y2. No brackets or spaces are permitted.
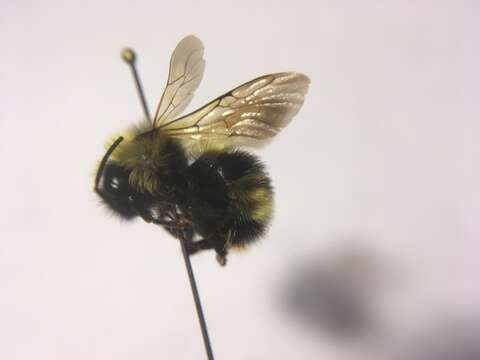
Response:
121,48,151,122
121,48,214,359
180,239,214,360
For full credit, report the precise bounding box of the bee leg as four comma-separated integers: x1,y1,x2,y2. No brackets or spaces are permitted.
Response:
183,240,199,255
183,238,216,256
214,232,232,266
184,238,228,266
215,249,228,267
212,240,228,267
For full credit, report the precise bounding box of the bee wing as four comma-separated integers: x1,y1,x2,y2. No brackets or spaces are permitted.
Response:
153,35,205,127
158,72,310,146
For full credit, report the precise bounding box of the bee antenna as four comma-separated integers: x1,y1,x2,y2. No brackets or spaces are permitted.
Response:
121,48,152,122
94,136,124,192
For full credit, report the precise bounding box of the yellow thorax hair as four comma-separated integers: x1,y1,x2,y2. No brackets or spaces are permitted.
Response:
110,131,179,194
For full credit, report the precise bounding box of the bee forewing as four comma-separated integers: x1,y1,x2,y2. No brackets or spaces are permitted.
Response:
153,35,205,127
158,72,310,145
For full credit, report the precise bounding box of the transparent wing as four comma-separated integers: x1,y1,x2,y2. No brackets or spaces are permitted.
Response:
153,35,205,127
158,72,310,146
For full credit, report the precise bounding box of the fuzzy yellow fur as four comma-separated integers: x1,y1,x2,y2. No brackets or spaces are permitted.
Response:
231,174,273,223
102,121,174,194
112,133,175,194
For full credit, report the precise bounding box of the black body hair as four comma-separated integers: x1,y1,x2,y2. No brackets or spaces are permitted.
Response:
96,140,273,265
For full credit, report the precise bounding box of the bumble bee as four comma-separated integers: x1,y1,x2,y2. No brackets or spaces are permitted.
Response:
94,35,309,266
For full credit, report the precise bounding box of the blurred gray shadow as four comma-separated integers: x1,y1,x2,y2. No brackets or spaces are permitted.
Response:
280,245,388,340
386,314,480,360
279,242,480,359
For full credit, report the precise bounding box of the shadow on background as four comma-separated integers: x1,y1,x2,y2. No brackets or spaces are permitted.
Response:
385,314,480,360
279,244,390,341
278,242,480,359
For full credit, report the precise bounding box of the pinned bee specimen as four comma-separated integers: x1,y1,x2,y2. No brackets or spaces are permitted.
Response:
94,35,309,266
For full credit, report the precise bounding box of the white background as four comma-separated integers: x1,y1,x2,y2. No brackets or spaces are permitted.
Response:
2,1,479,359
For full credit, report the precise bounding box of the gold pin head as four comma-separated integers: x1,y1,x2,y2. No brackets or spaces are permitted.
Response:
121,48,136,64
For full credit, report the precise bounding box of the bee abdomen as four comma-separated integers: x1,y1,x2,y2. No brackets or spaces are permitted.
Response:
213,150,274,249
188,149,274,249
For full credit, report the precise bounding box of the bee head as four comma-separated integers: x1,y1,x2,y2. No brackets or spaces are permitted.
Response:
95,137,137,219
99,162,138,219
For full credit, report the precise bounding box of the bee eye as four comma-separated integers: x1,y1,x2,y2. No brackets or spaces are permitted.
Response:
111,177,121,189
108,176,129,192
